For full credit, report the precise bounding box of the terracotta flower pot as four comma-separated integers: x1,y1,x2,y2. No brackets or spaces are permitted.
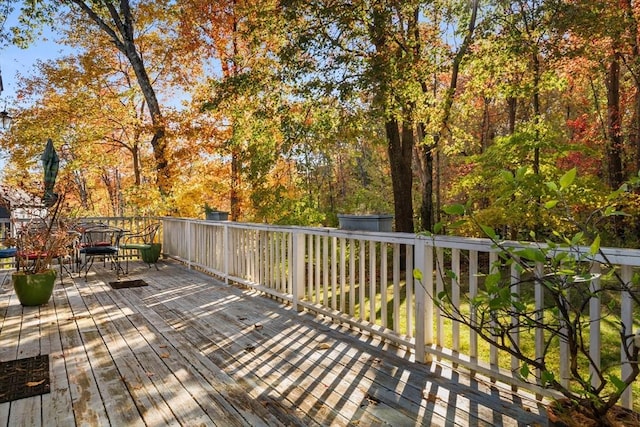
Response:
12,269,57,306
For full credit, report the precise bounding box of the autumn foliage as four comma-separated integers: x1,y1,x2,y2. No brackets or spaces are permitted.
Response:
2,0,640,246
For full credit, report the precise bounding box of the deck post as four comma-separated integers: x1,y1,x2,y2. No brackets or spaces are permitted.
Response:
187,220,193,269
223,223,230,284
414,236,433,363
291,231,305,311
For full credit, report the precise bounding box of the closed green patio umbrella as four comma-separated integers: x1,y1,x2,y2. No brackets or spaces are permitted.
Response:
41,138,59,207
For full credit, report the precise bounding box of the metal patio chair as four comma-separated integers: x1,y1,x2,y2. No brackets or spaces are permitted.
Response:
120,223,161,274
77,224,125,280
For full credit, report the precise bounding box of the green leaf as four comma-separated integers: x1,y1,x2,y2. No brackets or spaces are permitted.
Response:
484,272,501,289
413,269,423,281
590,235,601,255
480,224,497,239
443,204,465,215
449,219,467,229
544,200,559,209
570,232,584,246
516,248,546,263
519,364,530,379
515,167,527,180
513,301,526,312
608,374,627,394
559,168,577,190
541,370,555,386
499,170,514,183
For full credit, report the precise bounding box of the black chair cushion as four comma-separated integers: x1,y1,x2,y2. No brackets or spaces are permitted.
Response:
80,246,118,255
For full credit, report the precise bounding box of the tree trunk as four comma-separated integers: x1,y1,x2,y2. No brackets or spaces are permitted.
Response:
386,119,414,233
532,53,541,176
621,0,640,175
72,169,90,210
230,149,241,221
421,142,435,231
606,54,624,189
68,0,171,195
129,143,141,186
417,0,478,232
634,90,640,174
507,97,517,135
369,4,414,233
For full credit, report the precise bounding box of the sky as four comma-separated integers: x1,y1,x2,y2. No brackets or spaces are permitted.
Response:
1,25,67,106
0,8,69,170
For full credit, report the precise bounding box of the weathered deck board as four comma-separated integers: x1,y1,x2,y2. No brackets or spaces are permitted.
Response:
0,260,547,426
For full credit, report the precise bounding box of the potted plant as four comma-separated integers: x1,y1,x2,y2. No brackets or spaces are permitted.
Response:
10,196,76,306
204,204,229,221
420,169,640,426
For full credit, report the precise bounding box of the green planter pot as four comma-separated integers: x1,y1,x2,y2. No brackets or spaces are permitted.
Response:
337,214,394,232
140,243,162,264
12,269,57,306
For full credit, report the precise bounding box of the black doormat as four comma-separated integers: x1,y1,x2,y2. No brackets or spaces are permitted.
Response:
0,354,50,403
109,279,148,289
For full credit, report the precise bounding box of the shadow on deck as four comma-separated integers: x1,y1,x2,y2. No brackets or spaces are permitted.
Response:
0,259,547,426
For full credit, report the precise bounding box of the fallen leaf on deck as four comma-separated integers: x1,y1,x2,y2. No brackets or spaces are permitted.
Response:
160,353,170,358
146,372,155,377
423,391,437,403
159,345,167,348
364,393,381,405
254,323,263,330
317,343,331,350
238,316,248,321
26,379,46,387
244,345,256,352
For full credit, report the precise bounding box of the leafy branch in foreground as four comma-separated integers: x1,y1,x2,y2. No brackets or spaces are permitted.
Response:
418,168,640,426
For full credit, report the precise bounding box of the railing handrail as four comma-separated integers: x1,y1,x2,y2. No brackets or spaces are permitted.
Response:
160,217,638,409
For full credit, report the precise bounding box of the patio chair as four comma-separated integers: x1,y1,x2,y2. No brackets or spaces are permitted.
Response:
120,223,160,274
77,224,125,280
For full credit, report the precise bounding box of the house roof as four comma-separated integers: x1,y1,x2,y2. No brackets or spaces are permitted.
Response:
0,185,43,209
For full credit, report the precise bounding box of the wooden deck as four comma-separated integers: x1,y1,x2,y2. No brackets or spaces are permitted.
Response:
0,260,547,426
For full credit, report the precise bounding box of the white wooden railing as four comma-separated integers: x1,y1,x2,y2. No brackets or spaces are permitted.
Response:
161,217,639,408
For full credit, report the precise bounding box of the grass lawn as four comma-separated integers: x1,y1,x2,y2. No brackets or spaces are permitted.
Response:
308,275,640,410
